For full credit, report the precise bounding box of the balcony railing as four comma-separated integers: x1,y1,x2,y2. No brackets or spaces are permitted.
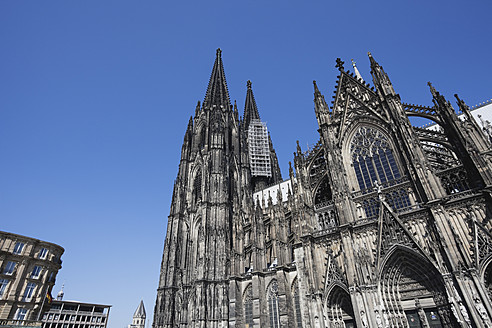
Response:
0,320,43,328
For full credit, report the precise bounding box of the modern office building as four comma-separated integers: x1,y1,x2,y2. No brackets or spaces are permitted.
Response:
41,293,111,328
0,231,64,323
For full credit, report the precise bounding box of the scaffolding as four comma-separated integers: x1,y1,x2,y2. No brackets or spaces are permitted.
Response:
248,119,272,177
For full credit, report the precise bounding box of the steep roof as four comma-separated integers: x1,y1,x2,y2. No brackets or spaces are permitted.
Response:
243,80,261,130
134,300,146,318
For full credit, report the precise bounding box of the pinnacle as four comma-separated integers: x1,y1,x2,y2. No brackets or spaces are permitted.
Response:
313,80,320,94
368,51,378,68
243,80,261,130
428,81,438,97
203,49,231,109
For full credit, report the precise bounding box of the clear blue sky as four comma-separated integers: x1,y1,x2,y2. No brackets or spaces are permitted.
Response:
1,1,491,327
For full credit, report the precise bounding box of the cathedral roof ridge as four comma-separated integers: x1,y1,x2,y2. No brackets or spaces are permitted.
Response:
471,98,492,110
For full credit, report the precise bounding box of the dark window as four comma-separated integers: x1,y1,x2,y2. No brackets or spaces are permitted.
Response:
244,285,253,328
268,280,280,328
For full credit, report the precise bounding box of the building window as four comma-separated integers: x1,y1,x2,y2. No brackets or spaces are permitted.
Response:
292,280,302,328
268,280,280,328
0,279,9,299
13,242,25,255
244,285,253,328
350,126,410,216
31,266,42,279
39,247,48,259
22,282,36,302
3,261,16,275
351,126,401,191
15,308,28,320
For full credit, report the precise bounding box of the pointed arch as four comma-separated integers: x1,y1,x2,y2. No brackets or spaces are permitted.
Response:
243,284,254,328
307,146,327,190
324,284,356,328
379,246,455,328
347,124,402,192
267,279,280,328
196,124,207,150
480,252,492,301
344,123,414,219
313,174,332,206
291,277,303,328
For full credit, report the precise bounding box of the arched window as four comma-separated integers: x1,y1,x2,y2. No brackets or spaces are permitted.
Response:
199,128,206,150
314,176,332,206
193,170,202,204
244,284,253,328
350,126,411,217
268,280,280,328
350,126,401,191
292,279,303,328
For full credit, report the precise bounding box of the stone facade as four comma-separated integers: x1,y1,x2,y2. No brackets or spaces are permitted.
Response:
153,50,492,328
0,231,64,322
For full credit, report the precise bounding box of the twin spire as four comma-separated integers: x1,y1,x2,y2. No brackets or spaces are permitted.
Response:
203,48,231,109
243,80,261,130
202,49,262,127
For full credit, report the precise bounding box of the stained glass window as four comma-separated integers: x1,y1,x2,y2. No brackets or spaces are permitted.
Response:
351,126,401,191
350,126,410,216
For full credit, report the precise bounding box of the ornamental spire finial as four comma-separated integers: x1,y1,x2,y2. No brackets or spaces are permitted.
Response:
335,58,345,71
351,59,364,81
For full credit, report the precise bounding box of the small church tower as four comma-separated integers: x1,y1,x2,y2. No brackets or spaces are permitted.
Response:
129,301,146,328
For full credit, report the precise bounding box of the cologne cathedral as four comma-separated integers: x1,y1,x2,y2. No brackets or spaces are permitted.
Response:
153,49,492,328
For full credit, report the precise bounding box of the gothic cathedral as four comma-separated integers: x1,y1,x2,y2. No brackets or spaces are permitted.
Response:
153,49,492,328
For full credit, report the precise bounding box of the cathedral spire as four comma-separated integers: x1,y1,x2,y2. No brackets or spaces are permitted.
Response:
203,48,231,109
243,80,261,130
351,59,364,81
313,80,330,126
368,52,395,96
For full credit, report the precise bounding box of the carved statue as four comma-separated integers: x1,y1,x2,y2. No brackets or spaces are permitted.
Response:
375,310,383,328
360,311,368,327
459,301,471,327
473,295,491,327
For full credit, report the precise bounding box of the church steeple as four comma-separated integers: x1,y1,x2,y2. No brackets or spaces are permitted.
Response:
243,80,261,130
203,48,231,109
130,300,146,328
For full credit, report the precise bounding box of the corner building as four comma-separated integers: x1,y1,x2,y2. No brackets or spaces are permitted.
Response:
0,231,64,323
153,50,492,328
